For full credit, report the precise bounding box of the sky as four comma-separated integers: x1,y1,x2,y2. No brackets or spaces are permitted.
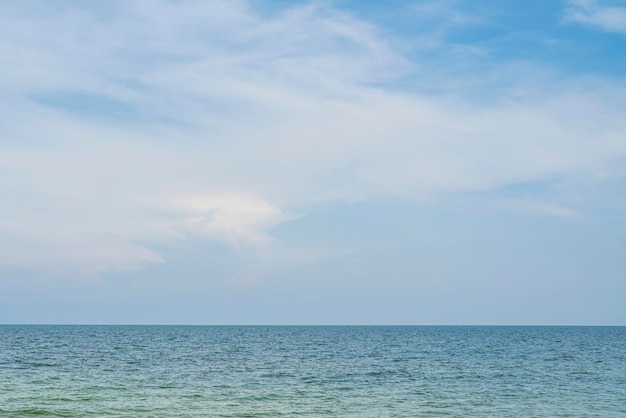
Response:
1,0,626,325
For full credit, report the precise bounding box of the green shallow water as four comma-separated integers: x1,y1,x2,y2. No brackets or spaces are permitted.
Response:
1,326,625,417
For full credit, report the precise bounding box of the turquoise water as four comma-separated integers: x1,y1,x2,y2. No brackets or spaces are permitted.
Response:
0,326,624,417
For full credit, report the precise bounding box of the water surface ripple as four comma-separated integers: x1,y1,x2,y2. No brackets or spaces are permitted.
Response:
1,326,624,416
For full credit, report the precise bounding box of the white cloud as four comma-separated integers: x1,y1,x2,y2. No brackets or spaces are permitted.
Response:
170,194,295,247
0,0,625,275
564,0,626,33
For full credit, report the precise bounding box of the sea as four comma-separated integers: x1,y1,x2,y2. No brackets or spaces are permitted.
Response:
0,325,624,417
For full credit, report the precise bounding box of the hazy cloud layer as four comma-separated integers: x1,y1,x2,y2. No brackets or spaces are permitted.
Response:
1,0,626,275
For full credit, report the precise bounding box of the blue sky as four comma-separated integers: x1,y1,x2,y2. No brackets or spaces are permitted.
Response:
1,0,626,324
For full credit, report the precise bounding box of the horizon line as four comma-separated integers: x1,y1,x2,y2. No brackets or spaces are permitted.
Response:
2,323,624,327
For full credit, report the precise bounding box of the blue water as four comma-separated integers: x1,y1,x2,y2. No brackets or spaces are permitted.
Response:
0,326,624,417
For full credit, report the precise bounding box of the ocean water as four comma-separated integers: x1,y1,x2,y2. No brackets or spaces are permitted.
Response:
0,326,624,417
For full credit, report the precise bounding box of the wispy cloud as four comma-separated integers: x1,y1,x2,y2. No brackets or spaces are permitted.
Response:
1,0,626,276
413,0,483,26
501,199,581,219
564,0,626,33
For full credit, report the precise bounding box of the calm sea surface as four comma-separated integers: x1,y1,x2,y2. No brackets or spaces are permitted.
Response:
0,326,624,417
